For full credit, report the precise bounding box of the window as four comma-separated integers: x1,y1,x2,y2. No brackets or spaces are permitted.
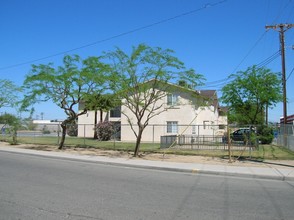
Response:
192,125,196,134
167,94,178,106
219,124,225,129
203,121,209,129
167,121,178,133
110,106,121,118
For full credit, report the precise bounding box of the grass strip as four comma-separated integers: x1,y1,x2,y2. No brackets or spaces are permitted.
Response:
1,135,293,160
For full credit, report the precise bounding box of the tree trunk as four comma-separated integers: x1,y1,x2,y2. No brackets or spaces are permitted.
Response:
93,110,98,139
94,109,104,139
12,129,17,145
265,103,268,125
100,109,103,122
134,126,144,157
58,123,67,150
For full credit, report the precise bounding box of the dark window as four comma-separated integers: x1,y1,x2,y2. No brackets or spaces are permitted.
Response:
219,124,225,129
110,106,121,118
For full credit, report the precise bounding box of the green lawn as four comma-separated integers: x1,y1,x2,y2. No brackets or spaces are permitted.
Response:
255,144,294,160
1,135,160,152
1,135,293,160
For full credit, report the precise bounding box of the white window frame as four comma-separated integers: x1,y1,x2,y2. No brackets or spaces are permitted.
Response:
167,121,178,133
167,93,178,106
203,121,209,130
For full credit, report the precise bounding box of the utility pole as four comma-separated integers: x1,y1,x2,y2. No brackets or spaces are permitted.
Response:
265,23,294,125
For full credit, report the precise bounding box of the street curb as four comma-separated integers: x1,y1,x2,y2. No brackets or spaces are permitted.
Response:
93,162,294,181
1,147,293,182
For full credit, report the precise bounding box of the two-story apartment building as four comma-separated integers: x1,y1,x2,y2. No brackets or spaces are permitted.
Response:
78,80,227,142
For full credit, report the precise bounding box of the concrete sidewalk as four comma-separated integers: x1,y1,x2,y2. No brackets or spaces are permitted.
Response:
0,145,293,181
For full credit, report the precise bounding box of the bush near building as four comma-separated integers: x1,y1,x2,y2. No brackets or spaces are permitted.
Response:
95,121,114,141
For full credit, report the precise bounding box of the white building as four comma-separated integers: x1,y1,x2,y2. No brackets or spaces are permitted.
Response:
78,80,227,142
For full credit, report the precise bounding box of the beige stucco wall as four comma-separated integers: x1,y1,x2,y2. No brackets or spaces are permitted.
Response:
78,112,95,138
120,89,221,142
217,115,228,135
78,111,112,138
78,88,227,142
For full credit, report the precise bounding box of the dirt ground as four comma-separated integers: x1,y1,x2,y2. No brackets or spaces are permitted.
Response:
2,142,294,168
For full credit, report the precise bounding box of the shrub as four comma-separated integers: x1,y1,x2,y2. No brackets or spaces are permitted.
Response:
257,126,274,144
42,130,51,134
25,120,37,131
42,125,51,134
0,113,21,145
67,123,78,137
96,121,114,141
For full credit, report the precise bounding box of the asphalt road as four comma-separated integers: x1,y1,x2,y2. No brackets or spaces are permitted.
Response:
0,151,293,220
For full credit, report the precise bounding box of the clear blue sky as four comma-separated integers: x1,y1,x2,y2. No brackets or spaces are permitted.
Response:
1,0,293,122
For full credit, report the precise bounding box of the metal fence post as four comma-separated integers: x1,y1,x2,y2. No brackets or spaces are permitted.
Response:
83,124,86,146
227,125,232,163
197,125,199,149
57,122,60,145
153,125,155,144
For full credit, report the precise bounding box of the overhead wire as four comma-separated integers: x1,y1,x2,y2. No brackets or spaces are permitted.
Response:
287,66,294,81
271,0,293,22
255,50,280,68
198,32,275,90
230,31,268,75
285,0,294,22
199,0,293,91
199,50,280,87
198,50,281,90
0,0,227,71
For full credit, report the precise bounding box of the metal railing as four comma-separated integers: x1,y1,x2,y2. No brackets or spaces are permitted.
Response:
160,134,256,151
0,123,293,152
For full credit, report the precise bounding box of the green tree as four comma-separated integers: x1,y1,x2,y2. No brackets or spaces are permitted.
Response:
221,65,282,125
105,44,204,156
21,55,110,149
0,79,21,109
0,113,21,145
84,93,119,139
22,108,37,131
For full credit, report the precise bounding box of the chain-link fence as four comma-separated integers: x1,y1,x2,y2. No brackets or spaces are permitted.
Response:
275,123,294,151
161,125,258,151
1,122,63,145
0,122,293,152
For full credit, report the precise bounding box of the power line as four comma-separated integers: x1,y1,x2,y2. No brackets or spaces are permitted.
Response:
197,50,283,92
201,77,230,86
272,0,293,23
230,31,268,74
287,66,294,81
227,0,293,77
199,31,274,90
0,0,227,71
256,50,280,68
200,1,293,91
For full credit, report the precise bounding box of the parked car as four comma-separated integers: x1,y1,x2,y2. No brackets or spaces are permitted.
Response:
231,128,255,143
